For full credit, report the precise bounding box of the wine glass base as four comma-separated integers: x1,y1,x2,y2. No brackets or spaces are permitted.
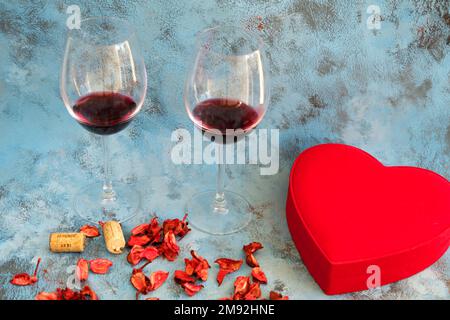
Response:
73,181,141,224
185,190,252,235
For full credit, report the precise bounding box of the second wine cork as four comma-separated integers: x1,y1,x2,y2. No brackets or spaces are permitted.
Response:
102,221,126,254
49,233,85,253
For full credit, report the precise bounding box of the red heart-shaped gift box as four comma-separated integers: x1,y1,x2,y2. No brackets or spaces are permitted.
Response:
286,144,450,295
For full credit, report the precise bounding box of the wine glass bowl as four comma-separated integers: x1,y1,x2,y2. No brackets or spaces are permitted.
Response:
185,26,268,137
184,25,269,235
61,17,147,134
60,17,147,223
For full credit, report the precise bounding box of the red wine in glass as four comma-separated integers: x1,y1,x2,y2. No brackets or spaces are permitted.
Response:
73,92,138,135
192,98,261,137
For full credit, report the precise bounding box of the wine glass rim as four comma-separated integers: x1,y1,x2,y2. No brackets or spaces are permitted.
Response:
196,25,264,54
68,16,137,43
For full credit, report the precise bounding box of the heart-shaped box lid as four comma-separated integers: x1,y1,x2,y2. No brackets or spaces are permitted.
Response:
286,144,450,294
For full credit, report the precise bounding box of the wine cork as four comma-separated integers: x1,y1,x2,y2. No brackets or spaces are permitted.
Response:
102,221,125,254
49,233,85,253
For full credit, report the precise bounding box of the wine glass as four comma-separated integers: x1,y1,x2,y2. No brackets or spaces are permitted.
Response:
61,17,147,223
184,25,269,235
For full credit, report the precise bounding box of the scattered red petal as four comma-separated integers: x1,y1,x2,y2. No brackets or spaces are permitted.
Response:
174,270,196,284
80,285,98,300
79,225,100,238
160,231,179,261
126,215,195,298
130,270,151,294
215,258,243,271
182,282,204,296
76,259,89,282
185,258,196,276
246,254,259,267
142,246,159,262
251,267,267,284
128,234,151,247
131,223,150,236
243,242,263,255
215,258,243,285
10,273,36,286
187,250,210,281
89,258,113,274
234,276,251,297
36,286,99,300
216,269,232,286
149,271,169,291
55,287,75,300
35,292,58,300
10,258,41,286
243,242,263,267
269,291,289,300
163,214,191,238
127,245,145,265
244,282,261,300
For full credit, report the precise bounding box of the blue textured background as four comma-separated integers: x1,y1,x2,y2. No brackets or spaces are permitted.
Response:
0,0,449,299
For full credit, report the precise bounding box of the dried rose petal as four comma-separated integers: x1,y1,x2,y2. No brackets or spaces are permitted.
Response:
10,258,41,286
163,218,181,234
233,293,243,300
35,292,58,300
131,270,150,294
185,258,197,276
58,287,80,300
142,246,159,262
89,258,113,274
243,242,263,267
160,231,179,261
216,269,232,286
183,250,210,281
246,254,259,267
182,282,204,297
80,285,98,300
149,271,169,291
130,223,150,236
190,251,210,281
244,282,261,300
163,214,191,238
215,258,243,285
234,276,251,296
76,259,89,282
215,258,243,271
10,274,36,286
130,260,153,297
269,291,289,300
127,245,145,265
128,235,151,247
165,231,179,252
251,267,267,284
148,217,163,243
80,225,100,238
174,270,196,284
243,242,263,254
36,286,99,300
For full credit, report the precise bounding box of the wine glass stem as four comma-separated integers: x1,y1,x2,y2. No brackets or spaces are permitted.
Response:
214,142,228,213
102,136,116,201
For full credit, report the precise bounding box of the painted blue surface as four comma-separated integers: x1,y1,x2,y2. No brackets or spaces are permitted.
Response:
0,0,448,299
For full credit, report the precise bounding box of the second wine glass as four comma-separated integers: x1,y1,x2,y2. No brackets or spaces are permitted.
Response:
184,25,269,235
